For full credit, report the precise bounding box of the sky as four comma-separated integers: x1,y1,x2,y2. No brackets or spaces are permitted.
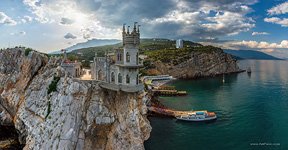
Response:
0,0,287,58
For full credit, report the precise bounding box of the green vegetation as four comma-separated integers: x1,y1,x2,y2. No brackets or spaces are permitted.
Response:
47,76,60,95
145,46,222,65
25,48,33,56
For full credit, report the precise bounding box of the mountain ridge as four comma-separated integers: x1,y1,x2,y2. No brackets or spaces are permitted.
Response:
224,49,282,60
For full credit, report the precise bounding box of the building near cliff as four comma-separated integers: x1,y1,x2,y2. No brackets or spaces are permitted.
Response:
61,49,82,78
90,22,144,92
176,39,183,48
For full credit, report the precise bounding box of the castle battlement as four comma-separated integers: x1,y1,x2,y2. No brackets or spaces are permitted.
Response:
122,22,140,47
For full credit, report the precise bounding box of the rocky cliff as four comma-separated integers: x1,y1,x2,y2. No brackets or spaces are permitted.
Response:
0,48,151,150
151,49,242,79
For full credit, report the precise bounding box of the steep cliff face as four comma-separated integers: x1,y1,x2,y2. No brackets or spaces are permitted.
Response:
0,48,151,150
154,50,241,79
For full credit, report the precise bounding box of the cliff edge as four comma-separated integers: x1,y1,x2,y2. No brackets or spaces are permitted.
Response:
0,48,151,150
144,46,242,79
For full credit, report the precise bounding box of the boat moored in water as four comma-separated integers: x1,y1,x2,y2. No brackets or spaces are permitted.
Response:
176,110,217,121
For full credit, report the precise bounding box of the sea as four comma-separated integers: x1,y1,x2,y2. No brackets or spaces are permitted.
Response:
144,60,288,150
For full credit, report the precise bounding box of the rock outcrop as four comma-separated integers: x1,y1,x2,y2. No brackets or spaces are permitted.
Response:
154,50,242,79
0,48,151,150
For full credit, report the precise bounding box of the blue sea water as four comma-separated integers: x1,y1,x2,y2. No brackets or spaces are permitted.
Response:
144,60,288,150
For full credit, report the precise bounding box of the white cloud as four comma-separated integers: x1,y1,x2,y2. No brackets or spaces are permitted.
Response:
21,15,33,23
252,32,269,36
231,40,288,49
10,31,26,36
267,2,288,15
64,33,77,39
60,18,74,25
22,0,120,39
264,17,288,27
0,12,17,25
143,0,255,39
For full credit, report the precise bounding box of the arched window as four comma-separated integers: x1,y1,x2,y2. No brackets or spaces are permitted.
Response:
136,53,139,65
126,74,130,84
136,74,139,85
126,52,130,62
118,73,122,83
111,72,115,83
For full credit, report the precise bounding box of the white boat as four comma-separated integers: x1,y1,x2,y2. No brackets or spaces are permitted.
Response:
176,110,217,121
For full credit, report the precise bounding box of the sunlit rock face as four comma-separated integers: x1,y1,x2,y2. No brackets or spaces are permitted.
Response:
154,50,241,79
0,48,151,150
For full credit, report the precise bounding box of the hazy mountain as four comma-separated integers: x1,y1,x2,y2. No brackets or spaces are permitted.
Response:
49,39,121,54
224,50,282,60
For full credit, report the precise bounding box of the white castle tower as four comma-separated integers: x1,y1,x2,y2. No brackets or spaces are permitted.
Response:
114,22,141,85
91,22,143,89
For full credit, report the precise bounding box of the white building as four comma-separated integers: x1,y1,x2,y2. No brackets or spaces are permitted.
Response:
90,22,143,92
176,39,183,48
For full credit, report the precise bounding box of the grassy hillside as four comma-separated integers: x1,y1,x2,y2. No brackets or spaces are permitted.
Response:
145,46,222,65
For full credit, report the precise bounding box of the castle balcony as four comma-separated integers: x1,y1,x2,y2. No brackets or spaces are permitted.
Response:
99,82,144,93
114,63,143,68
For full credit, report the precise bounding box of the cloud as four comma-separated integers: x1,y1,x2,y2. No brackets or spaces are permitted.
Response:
22,0,258,40
267,2,288,15
140,0,256,39
260,49,274,53
21,15,33,23
60,17,74,25
10,31,26,36
81,28,95,39
0,12,17,25
230,40,288,49
265,2,288,27
252,32,269,36
64,33,77,39
264,17,288,27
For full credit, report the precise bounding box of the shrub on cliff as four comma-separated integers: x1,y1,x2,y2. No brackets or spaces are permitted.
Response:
47,76,60,95
24,48,33,56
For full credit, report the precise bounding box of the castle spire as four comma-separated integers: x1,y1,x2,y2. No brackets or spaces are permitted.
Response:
122,23,126,33
127,26,130,34
133,22,137,33
137,25,141,33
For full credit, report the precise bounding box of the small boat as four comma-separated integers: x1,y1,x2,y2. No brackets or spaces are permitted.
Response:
247,67,251,73
176,110,217,122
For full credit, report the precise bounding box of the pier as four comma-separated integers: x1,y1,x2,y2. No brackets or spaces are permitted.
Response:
148,106,195,118
152,85,187,96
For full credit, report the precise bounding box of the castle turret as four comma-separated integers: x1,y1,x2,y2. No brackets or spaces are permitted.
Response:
114,22,142,86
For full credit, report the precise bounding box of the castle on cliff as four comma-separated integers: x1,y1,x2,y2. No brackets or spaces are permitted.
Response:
90,22,144,92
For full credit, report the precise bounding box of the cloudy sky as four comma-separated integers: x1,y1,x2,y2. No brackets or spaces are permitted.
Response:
0,0,287,58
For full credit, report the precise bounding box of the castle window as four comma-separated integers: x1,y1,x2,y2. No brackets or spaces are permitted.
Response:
98,69,104,81
126,74,130,84
117,53,120,61
126,52,130,62
136,74,139,85
136,53,139,65
118,73,122,83
111,72,115,83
